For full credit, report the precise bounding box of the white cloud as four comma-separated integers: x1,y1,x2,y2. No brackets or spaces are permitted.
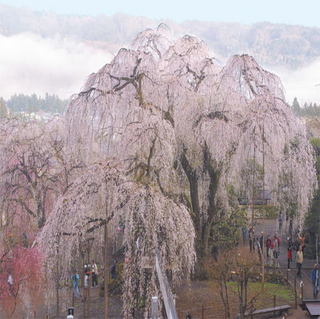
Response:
0,33,112,99
273,59,320,105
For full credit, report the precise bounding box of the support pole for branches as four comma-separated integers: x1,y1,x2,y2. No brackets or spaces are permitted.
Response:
104,218,109,319
56,236,60,317
87,244,91,318
257,241,264,289
251,127,256,228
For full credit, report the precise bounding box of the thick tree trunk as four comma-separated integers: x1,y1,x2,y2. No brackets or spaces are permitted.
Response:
180,146,220,260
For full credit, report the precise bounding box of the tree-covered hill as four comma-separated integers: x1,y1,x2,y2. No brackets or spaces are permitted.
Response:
1,4,320,69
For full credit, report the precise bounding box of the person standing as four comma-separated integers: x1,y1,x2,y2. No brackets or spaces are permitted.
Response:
287,247,292,269
242,226,248,244
296,246,304,277
273,234,280,268
274,233,281,250
71,272,81,298
278,212,283,233
311,264,320,298
84,264,91,288
248,227,255,252
91,260,98,287
266,235,272,258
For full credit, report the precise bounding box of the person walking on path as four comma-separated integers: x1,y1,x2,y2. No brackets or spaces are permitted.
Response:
311,264,320,298
91,260,98,287
296,246,304,277
273,234,280,268
287,236,293,269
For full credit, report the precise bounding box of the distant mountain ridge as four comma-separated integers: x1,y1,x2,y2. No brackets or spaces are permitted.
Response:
1,4,320,69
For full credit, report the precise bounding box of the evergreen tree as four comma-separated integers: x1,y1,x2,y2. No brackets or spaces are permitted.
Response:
0,98,8,118
6,93,68,114
305,137,320,258
292,97,301,115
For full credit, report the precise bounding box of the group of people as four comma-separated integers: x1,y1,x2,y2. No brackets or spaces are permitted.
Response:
84,261,99,288
245,226,320,300
71,260,119,299
286,233,305,277
246,226,307,274
71,260,99,299
248,227,282,265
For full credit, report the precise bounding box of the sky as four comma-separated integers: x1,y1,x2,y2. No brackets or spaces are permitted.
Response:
1,0,320,27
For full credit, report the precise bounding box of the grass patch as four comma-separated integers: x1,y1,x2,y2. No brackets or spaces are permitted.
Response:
227,281,294,308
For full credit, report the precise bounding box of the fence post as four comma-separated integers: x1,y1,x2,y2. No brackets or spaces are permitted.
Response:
151,296,160,319
294,276,297,309
273,295,276,316
201,304,204,319
300,280,304,301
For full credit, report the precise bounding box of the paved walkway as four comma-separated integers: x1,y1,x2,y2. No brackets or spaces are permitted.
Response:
253,218,319,318
254,218,315,299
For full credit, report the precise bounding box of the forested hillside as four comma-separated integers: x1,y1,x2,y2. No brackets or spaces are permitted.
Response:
1,4,320,68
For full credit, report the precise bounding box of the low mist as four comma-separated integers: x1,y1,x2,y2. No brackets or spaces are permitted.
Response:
0,32,320,106
274,60,320,105
0,33,112,99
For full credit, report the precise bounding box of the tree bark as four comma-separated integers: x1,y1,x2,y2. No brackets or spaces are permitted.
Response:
180,145,220,259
